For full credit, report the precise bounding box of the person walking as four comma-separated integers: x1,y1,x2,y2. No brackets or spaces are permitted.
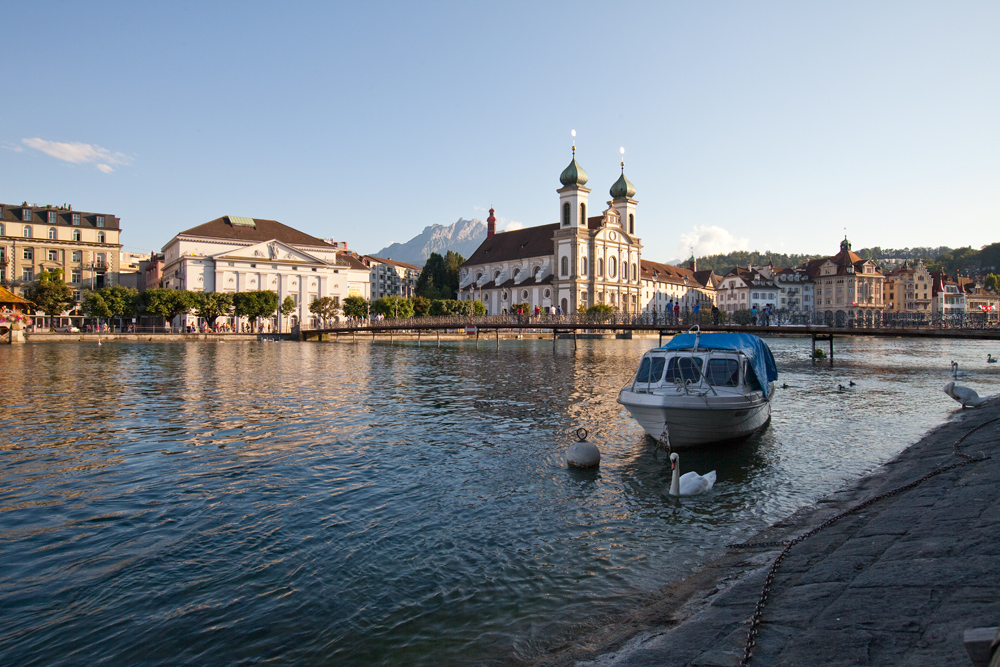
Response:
673,302,680,324
667,300,674,323
751,305,758,325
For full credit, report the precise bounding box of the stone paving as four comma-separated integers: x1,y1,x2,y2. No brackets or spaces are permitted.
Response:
539,401,1000,667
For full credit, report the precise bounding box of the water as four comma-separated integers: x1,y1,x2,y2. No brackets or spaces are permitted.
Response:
1,337,998,666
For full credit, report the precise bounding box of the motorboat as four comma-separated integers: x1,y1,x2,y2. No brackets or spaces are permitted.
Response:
617,328,778,447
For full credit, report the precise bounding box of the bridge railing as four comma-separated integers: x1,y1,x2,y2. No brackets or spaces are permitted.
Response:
315,309,1000,332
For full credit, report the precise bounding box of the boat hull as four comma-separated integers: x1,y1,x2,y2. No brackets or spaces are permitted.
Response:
618,386,773,447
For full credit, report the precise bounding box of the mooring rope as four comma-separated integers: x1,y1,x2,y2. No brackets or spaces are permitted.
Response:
727,416,998,666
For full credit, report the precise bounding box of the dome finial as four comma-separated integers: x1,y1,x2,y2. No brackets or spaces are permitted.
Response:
610,147,635,200
620,146,625,173
559,133,588,187
571,129,576,157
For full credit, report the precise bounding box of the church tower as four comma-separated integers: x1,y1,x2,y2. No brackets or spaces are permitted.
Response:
557,138,591,230
610,151,637,236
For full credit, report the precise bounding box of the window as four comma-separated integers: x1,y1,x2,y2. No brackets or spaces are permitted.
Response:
706,359,740,387
598,258,604,277
97,216,105,227
561,256,569,276
72,213,80,225
97,232,105,243
581,256,588,276
0,223,4,235
48,227,57,239
96,253,106,267
621,259,627,279
544,289,550,298
632,263,637,280
521,289,528,300
664,357,704,383
47,211,56,224
47,250,58,261
22,208,32,222
580,203,586,224
71,269,82,283
72,250,82,261
73,290,81,302
23,248,33,260
73,230,81,241
23,226,32,238
22,267,34,281
636,356,666,383
609,259,617,278
562,202,570,226
629,213,634,234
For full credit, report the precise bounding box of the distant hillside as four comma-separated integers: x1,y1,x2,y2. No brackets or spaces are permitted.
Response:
371,218,486,266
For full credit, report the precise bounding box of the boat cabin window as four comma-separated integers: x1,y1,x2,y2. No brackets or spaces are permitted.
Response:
664,356,703,383
636,356,666,383
744,361,762,391
706,358,740,387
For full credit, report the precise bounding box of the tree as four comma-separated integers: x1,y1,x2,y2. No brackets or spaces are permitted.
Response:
416,251,465,299
309,296,340,327
139,288,194,329
95,285,139,329
984,274,1000,294
342,296,369,319
586,303,614,321
370,295,414,318
24,269,74,329
82,290,113,321
232,290,280,331
411,295,431,316
193,291,233,327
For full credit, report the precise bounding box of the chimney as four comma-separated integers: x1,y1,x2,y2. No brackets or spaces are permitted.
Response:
487,207,496,238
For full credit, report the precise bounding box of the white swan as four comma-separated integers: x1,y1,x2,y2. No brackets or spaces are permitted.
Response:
944,381,987,408
667,452,716,497
951,361,968,378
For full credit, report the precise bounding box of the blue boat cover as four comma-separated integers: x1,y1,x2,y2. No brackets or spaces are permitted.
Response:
659,333,779,399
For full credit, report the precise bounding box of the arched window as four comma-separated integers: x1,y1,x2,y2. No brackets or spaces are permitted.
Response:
476,272,483,282
48,228,57,239
494,270,501,280
629,214,634,234
72,230,81,242
513,268,520,279
533,266,541,279
97,232,106,243
609,258,617,278
562,202,570,227
581,256,588,276
632,263,638,280
561,256,569,276
580,203,586,225
23,225,32,238
622,259,627,280
597,257,604,277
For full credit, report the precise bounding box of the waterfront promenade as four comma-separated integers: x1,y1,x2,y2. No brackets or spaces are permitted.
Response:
538,401,1000,666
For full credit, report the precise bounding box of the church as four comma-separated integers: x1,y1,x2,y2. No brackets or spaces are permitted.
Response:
459,147,643,315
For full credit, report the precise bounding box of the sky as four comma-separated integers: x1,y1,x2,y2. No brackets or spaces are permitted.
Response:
2,1,998,262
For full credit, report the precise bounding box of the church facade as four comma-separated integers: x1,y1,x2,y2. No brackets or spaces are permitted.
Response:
459,150,643,315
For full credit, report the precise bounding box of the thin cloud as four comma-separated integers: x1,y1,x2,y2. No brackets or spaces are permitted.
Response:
677,225,750,258
501,219,524,232
22,137,131,173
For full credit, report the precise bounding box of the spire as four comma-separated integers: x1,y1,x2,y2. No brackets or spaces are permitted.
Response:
559,129,589,187
487,207,496,238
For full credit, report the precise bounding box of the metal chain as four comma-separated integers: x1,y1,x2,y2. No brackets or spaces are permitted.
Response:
729,417,997,666
656,423,672,458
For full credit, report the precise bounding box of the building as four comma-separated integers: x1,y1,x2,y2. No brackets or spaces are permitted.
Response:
0,203,122,313
716,266,781,315
640,258,717,316
804,237,885,320
118,251,152,289
757,265,814,313
459,148,643,315
883,259,932,314
363,256,421,300
160,215,370,330
959,278,999,319
929,271,966,317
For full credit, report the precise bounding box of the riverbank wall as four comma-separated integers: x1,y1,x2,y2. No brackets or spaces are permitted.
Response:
536,400,1000,666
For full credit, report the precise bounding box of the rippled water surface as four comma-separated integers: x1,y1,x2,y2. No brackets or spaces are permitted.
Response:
2,337,998,665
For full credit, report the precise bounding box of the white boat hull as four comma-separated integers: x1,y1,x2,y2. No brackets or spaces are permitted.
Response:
618,384,773,447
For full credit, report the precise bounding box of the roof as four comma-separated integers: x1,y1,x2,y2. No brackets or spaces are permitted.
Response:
640,259,717,289
659,333,778,400
176,216,333,247
0,286,33,305
1,203,119,230
337,253,369,270
364,255,422,271
462,223,560,266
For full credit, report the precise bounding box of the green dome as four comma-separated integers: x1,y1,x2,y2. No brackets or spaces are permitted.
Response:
559,157,589,187
610,171,635,200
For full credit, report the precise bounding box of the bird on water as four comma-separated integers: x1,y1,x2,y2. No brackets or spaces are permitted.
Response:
667,452,716,497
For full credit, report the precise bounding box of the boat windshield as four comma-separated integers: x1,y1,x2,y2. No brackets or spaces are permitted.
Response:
664,356,704,383
705,358,740,386
636,356,666,383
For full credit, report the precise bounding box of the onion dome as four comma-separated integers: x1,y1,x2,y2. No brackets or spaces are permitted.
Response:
559,153,589,187
610,168,635,200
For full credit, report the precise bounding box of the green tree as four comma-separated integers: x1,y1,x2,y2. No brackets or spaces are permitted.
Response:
193,291,233,327
342,296,369,319
232,290,280,331
586,303,614,321
984,274,1000,293
370,295,414,318
138,288,194,329
471,300,486,316
82,290,113,321
411,295,431,316
309,296,340,327
416,251,465,300
24,269,74,329
97,285,139,329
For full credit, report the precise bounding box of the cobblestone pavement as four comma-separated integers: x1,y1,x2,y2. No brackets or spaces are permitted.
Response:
538,401,1000,667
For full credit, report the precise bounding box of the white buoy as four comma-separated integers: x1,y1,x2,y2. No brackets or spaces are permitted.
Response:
566,428,600,468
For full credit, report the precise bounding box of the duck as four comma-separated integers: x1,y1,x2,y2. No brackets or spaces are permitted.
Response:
838,384,846,392
849,380,856,387
988,354,997,364
944,381,987,408
667,452,716,497
951,361,968,378
781,382,789,389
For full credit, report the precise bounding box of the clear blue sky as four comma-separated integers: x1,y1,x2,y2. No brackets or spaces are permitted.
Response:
3,1,997,262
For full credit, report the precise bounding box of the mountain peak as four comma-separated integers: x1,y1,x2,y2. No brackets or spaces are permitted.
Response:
371,218,487,265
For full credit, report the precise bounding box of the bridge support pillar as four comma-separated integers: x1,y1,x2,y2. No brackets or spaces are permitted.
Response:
496,329,500,350
437,330,440,347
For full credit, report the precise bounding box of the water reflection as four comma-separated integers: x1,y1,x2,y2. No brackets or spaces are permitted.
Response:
1,336,999,666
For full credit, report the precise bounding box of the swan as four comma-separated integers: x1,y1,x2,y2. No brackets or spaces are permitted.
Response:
667,452,716,497
988,354,997,364
944,381,987,408
951,361,968,378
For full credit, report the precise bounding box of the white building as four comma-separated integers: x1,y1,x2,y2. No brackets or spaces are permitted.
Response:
640,259,718,315
717,266,781,315
363,256,421,299
161,215,370,329
459,148,643,315
758,265,814,313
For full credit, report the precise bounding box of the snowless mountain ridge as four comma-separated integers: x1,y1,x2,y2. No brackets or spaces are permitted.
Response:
370,218,487,266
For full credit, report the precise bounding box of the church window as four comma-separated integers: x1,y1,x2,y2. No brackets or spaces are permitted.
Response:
621,259,627,280
561,256,569,276
632,263,637,281
581,256,588,276
544,289,550,298
521,290,528,300
562,202,570,227
598,258,604,277
513,268,520,279
476,272,483,281
629,214,634,234
609,259,617,278
580,203,586,225
494,270,501,280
